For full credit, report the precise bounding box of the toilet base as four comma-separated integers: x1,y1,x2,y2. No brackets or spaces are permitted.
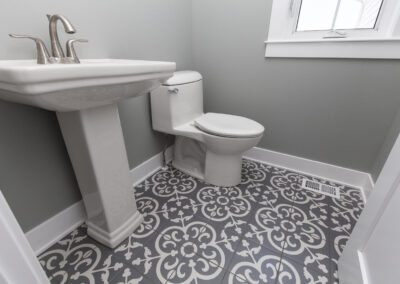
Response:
173,154,243,187
173,136,245,187
173,136,206,181
204,151,242,186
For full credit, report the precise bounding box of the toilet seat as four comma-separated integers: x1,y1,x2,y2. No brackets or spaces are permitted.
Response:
194,113,264,138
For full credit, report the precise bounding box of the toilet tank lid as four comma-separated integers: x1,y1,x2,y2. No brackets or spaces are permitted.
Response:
163,71,202,86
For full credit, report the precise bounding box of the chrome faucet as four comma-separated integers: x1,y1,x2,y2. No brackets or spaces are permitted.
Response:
9,14,88,64
47,14,76,59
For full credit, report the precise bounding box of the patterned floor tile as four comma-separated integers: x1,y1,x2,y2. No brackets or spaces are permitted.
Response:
134,165,199,199
329,258,340,284
277,256,329,284
166,253,226,284
134,165,210,236
281,190,335,283
245,202,294,254
291,177,331,220
240,160,270,186
115,231,176,283
239,175,296,214
328,230,344,284
227,238,283,284
38,160,365,284
221,271,249,284
38,225,125,284
282,236,330,283
110,266,157,284
328,187,364,246
45,271,69,284
159,220,226,284
196,185,251,221
192,215,247,270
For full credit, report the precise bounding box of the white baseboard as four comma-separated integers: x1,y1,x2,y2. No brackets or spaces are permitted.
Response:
26,146,174,256
244,147,374,202
26,201,86,256
130,146,174,186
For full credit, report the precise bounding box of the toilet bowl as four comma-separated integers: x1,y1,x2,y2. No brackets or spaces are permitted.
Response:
150,71,264,186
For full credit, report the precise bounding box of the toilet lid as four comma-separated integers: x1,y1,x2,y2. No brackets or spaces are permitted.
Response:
194,113,264,138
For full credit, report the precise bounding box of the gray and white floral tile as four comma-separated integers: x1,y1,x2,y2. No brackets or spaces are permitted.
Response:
277,256,328,284
111,267,155,284
281,205,331,281
38,225,125,284
39,159,364,283
226,238,283,283
245,201,294,254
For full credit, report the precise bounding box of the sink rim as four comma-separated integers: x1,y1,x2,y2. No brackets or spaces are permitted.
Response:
0,58,176,95
0,58,176,111
0,59,176,84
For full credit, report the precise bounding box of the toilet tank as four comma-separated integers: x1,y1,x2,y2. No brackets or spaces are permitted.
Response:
150,71,203,133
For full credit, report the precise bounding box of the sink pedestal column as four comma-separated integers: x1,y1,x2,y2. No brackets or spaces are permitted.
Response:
57,104,143,248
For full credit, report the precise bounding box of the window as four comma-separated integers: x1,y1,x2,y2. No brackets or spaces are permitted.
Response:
297,0,384,32
265,0,400,58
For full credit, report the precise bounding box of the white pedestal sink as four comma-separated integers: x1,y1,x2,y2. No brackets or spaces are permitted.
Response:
0,59,176,247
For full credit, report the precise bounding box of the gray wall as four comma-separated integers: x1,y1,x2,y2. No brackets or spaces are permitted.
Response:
192,0,400,175
371,108,400,180
0,0,192,231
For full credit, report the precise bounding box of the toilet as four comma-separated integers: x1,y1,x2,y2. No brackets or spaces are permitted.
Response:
150,71,264,186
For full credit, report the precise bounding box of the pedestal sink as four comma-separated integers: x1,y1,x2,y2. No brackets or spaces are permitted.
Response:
0,59,176,247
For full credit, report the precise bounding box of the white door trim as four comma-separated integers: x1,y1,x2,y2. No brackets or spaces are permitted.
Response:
0,190,49,284
339,133,400,283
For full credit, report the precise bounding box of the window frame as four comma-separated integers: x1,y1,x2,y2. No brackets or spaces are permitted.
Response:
265,0,400,59
295,0,385,33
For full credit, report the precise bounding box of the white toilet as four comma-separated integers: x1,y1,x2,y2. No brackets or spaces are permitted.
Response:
150,71,264,186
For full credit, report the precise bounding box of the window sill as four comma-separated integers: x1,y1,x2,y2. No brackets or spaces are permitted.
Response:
264,38,400,59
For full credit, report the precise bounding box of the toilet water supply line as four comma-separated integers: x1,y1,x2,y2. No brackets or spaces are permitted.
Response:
162,134,169,169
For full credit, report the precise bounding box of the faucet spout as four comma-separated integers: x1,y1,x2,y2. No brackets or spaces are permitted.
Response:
47,14,76,58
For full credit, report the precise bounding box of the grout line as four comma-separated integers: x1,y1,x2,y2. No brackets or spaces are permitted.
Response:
275,243,287,284
276,194,297,283
328,233,336,284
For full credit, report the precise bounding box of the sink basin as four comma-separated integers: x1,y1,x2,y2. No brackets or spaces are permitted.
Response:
0,59,176,111
0,58,176,248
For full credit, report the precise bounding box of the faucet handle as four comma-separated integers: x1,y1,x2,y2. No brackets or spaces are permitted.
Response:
66,39,88,64
9,34,53,64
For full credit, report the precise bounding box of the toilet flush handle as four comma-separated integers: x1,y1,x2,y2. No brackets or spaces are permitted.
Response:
168,88,179,94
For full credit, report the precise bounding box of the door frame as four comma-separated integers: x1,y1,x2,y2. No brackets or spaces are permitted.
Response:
0,190,49,284
339,133,400,283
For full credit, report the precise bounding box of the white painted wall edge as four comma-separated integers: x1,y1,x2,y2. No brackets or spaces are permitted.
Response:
244,147,374,202
26,146,174,256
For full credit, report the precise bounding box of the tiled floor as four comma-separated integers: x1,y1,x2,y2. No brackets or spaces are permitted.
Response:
38,160,364,284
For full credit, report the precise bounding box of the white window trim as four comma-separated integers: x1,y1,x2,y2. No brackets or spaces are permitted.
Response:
265,0,400,59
